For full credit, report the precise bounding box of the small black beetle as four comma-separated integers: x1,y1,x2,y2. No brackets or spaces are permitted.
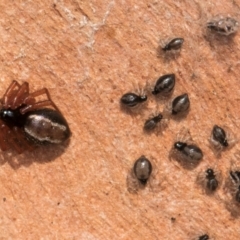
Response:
174,142,203,163
133,155,152,185
152,74,175,96
212,125,228,146
205,169,219,192
209,125,236,156
229,171,240,203
171,128,203,168
120,92,147,108
144,113,163,131
162,38,184,51
172,93,190,115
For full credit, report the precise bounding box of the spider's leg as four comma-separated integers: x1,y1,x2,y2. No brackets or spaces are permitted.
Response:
23,88,60,113
20,100,56,114
11,82,30,109
2,80,21,108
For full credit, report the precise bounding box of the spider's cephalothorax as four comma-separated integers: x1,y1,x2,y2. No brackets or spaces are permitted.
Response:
0,80,71,153
0,106,27,127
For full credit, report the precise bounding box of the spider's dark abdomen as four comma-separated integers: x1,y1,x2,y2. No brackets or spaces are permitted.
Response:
24,108,71,145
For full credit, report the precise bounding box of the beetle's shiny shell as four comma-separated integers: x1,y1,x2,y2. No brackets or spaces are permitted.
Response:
144,114,163,131
207,16,238,36
163,38,184,51
182,144,203,163
24,108,71,145
152,74,175,95
121,93,147,107
206,169,218,192
212,125,228,147
172,93,190,115
133,156,152,184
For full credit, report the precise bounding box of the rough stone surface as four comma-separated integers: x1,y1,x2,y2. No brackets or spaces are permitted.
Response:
0,0,240,239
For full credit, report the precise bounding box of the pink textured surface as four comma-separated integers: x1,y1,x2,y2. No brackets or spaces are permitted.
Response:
0,0,240,239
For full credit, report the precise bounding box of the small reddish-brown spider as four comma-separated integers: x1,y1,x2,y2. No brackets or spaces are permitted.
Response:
0,80,71,154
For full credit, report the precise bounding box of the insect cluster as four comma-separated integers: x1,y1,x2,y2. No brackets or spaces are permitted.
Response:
120,71,190,134
0,80,71,154
120,14,239,237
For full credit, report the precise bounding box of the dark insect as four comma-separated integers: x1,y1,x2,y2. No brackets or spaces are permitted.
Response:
205,169,219,192
162,38,184,51
120,92,147,108
152,74,175,95
144,113,163,131
0,80,71,154
133,155,152,185
209,125,236,156
212,125,228,147
171,93,190,115
171,127,203,168
198,234,209,240
207,16,238,36
229,171,240,203
198,168,220,193
174,142,203,163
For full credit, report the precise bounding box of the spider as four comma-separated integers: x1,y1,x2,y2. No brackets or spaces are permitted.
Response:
0,80,71,154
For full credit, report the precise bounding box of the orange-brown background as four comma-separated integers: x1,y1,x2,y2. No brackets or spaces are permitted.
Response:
0,0,240,239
